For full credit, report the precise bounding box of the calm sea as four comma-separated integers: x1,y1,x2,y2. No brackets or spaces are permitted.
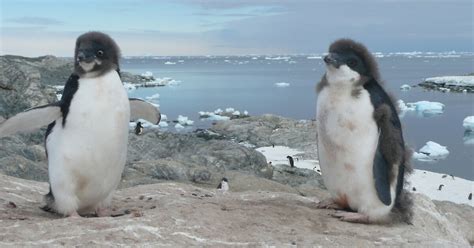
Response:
123,54,474,180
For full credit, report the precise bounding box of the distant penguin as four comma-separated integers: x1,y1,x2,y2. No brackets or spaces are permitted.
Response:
135,121,144,135
0,31,161,217
315,39,413,224
286,156,295,168
438,184,444,191
217,178,229,192
469,193,472,200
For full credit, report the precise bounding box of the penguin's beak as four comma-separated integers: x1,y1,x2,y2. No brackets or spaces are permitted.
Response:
77,50,96,63
324,53,342,68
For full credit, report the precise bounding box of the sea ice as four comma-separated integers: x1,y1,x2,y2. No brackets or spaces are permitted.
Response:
232,111,240,116
141,71,153,79
145,93,160,101
164,61,176,65
275,82,290,87
413,141,449,162
462,116,474,131
398,100,445,117
400,84,411,91
174,123,184,129
177,115,194,126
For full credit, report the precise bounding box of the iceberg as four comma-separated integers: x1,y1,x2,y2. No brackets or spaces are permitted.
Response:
400,84,411,91
174,123,184,129
123,82,137,91
413,141,449,162
398,100,445,117
164,61,176,65
275,82,290,87
141,71,153,79
177,115,194,126
462,116,474,131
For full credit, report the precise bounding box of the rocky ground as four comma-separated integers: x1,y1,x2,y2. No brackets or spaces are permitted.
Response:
0,55,473,246
0,174,472,247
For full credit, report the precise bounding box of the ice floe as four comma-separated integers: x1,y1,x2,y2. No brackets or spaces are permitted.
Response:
145,93,160,101
306,56,322,59
177,115,194,126
141,71,154,79
199,108,249,121
413,141,449,162
275,82,290,88
164,61,176,65
398,100,445,117
462,116,474,131
123,82,137,91
400,84,411,91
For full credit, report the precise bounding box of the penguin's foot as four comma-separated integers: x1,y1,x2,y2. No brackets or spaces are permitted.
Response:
331,211,369,224
95,207,109,217
316,199,343,210
68,211,81,218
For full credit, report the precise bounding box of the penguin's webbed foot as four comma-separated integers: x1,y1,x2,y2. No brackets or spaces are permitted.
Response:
331,211,369,224
316,199,344,210
68,211,81,218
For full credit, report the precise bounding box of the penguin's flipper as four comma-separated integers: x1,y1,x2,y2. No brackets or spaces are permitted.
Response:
0,104,61,138
129,98,161,124
364,78,406,206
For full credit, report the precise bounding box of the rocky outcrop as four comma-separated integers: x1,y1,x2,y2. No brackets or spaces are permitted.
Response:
0,55,156,118
0,174,472,246
211,114,318,157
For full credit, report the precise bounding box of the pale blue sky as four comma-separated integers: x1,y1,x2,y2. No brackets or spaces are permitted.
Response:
1,0,472,56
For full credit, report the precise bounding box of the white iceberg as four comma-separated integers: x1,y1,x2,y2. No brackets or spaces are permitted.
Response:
214,108,223,114
164,61,176,65
275,82,290,88
174,123,184,129
398,100,445,117
177,115,194,126
225,108,235,113
160,114,167,121
265,56,290,61
145,93,160,101
413,141,449,162
141,71,153,79
159,121,169,128
123,82,137,91
243,110,249,116
424,76,474,87
400,84,411,91
307,56,322,59
462,116,474,131
207,114,230,121
232,111,240,116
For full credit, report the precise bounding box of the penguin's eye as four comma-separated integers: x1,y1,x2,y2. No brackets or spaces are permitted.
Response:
348,59,357,67
96,50,104,57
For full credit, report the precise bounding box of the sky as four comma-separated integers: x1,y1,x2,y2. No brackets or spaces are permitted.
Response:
0,0,472,56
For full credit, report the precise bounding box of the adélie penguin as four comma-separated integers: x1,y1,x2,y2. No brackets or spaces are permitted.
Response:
315,38,413,224
0,31,161,217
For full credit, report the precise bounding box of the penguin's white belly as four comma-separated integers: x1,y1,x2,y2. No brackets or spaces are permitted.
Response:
317,88,390,218
47,71,130,212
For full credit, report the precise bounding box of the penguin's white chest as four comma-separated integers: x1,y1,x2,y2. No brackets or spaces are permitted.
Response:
316,86,381,211
47,70,130,211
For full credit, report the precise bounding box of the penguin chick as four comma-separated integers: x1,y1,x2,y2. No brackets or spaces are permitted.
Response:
315,38,413,224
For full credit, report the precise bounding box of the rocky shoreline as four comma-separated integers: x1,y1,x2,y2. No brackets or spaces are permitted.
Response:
0,55,473,246
418,75,474,93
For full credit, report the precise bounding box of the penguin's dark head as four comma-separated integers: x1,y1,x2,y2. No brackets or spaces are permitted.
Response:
323,38,380,83
222,177,228,182
74,31,120,77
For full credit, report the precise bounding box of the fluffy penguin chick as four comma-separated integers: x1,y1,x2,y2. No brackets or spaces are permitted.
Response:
0,31,161,217
315,38,413,224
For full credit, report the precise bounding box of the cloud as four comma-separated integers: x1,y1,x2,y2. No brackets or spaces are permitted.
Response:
5,17,64,26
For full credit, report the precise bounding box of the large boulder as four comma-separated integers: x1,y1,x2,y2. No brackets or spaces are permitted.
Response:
0,174,471,246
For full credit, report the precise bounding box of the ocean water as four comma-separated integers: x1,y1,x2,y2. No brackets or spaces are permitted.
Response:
123,54,474,180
